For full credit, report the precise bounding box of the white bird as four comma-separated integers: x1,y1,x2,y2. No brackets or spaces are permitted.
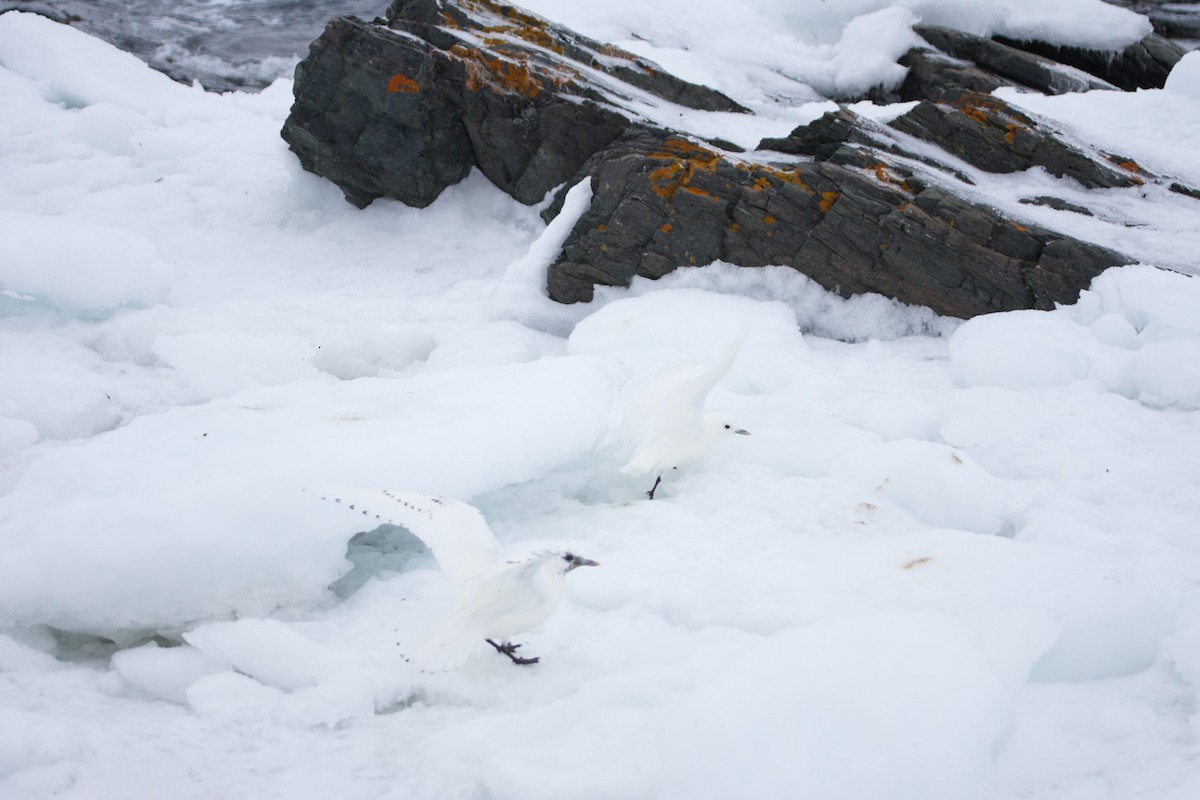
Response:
316,489,598,669
621,326,751,499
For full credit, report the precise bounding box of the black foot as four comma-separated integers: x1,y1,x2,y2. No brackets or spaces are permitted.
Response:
646,475,662,500
486,638,540,666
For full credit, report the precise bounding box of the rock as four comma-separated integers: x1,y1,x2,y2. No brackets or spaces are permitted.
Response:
909,26,1114,97
891,47,1007,102
994,32,1186,91
887,92,1141,189
281,0,745,208
545,136,1127,318
1019,196,1095,216
281,0,1147,320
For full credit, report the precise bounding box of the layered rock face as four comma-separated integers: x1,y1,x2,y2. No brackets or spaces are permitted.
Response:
282,0,1193,319
281,0,743,208
546,133,1125,317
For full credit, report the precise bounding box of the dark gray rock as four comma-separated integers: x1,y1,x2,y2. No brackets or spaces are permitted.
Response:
994,31,1186,90
891,47,1007,102
912,26,1114,97
545,137,1128,318
282,0,745,208
281,0,1155,321
1019,196,1095,216
888,92,1141,189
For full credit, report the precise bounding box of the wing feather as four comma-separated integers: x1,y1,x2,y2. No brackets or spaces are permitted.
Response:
626,324,747,432
310,489,503,587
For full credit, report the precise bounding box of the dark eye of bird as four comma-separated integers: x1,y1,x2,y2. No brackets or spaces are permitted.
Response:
564,553,576,562
724,424,731,429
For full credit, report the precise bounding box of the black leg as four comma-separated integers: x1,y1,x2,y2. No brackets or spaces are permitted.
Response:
486,638,540,665
646,475,662,500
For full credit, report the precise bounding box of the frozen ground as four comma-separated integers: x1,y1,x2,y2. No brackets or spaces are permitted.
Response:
2,5,1200,800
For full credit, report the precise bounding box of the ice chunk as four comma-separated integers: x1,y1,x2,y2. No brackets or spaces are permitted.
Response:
0,212,175,317
110,642,225,703
183,618,326,691
1164,50,1200,102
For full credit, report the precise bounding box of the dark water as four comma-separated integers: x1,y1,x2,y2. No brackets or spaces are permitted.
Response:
1,0,389,90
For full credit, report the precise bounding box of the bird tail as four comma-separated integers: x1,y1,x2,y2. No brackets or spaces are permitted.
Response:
410,614,485,672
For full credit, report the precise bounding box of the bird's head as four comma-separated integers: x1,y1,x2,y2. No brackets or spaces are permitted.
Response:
707,415,751,439
559,551,599,573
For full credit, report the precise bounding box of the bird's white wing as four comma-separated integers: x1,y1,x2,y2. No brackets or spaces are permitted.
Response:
310,489,503,586
624,324,748,437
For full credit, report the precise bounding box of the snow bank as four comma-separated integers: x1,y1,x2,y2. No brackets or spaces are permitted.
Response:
594,262,958,342
0,11,194,113
0,356,612,633
832,439,1016,534
659,611,1008,800
0,212,176,317
521,0,1150,106
950,266,1200,410
1165,51,1200,102
2,10,1200,800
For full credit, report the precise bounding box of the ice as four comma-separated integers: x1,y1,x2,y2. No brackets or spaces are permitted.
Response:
0,358,612,633
0,212,175,317
0,11,192,113
832,439,1017,534
183,619,327,691
520,0,1152,108
110,642,224,703
2,7,1200,800
658,611,1010,800
949,311,1098,389
1164,50,1200,101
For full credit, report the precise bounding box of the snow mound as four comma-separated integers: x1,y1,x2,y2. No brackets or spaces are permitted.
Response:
950,266,1200,409
833,439,1016,535
0,357,613,633
659,611,1013,800
1164,50,1200,102
0,212,176,317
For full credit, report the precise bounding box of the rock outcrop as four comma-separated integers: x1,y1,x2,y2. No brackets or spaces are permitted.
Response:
544,134,1125,318
281,0,743,208
281,0,1196,319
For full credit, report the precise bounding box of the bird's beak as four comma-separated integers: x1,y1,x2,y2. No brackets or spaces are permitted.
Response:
573,557,600,569
735,429,751,436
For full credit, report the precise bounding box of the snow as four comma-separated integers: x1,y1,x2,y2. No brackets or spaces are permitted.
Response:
519,0,1152,105
1,6,1199,800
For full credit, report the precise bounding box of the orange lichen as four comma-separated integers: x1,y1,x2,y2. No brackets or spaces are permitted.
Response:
451,44,543,98
387,74,420,94
762,214,776,225
729,222,741,233
1004,123,1017,144
598,42,640,62
757,166,816,196
949,92,1004,128
1117,159,1145,184
512,26,564,54
596,224,607,233
680,185,718,200
869,162,914,192
1009,221,1028,233
659,223,673,234
819,191,839,214
647,139,721,202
